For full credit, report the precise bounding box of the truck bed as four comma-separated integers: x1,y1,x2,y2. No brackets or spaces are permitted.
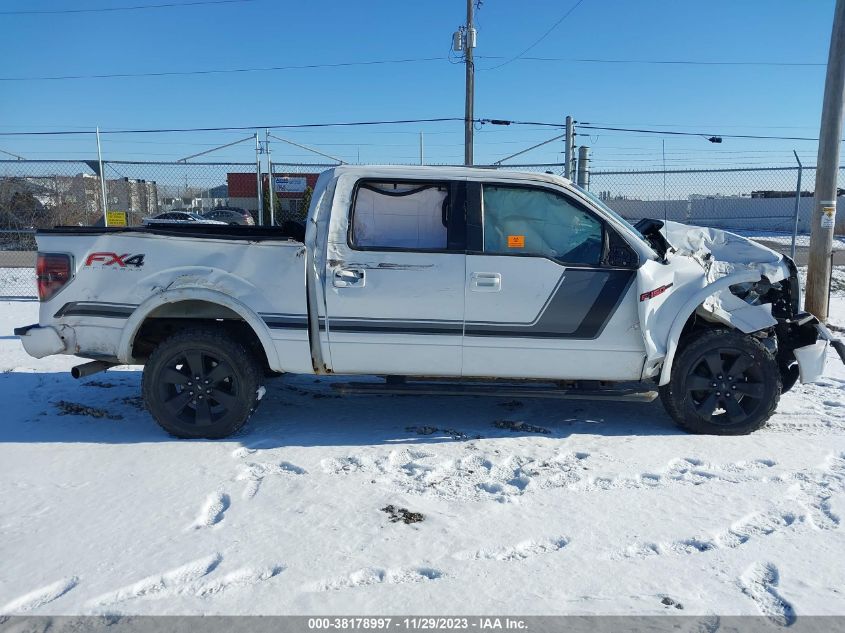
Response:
33,224,314,373
40,223,305,242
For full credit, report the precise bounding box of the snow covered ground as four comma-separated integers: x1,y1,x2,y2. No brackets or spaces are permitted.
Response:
733,230,845,252
0,267,36,298
1,300,845,621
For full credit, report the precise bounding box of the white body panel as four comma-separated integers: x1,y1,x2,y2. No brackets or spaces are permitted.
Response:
322,173,463,376
34,231,312,374
462,255,645,380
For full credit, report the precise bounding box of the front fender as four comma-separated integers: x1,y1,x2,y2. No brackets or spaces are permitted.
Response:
117,287,281,370
657,270,767,386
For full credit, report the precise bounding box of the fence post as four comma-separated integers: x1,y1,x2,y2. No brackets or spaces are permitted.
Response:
791,150,803,260
96,127,108,226
255,133,263,226
576,146,590,189
266,129,275,227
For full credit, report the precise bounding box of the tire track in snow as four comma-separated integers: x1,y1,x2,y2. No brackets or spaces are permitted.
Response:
191,565,285,597
188,492,230,529
0,577,79,614
319,448,778,501
718,510,799,548
615,453,845,561
236,461,307,499
453,537,569,562
781,452,845,531
87,553,222,608
616,509,801,560
305,567,443,592
740,562,796,627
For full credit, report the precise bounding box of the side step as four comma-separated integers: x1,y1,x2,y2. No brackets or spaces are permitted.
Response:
330,381,658,403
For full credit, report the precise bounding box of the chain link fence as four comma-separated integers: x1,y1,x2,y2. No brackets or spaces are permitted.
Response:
0,159,260,296
2,158,843,298
590,165,845,268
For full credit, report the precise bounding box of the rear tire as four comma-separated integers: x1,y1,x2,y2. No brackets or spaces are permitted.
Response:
142,327,262,439
660,328,781,435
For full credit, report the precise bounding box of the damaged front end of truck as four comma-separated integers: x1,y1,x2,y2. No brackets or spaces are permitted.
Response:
636,219,845,390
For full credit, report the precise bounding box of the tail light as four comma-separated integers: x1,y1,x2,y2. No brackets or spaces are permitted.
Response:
36,253,73,301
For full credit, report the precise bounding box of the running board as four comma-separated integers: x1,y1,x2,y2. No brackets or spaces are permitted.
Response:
330,381,658,403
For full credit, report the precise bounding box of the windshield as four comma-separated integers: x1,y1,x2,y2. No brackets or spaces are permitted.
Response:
574,186,647,241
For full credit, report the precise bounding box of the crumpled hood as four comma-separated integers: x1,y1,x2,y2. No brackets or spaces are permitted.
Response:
659,221,788,283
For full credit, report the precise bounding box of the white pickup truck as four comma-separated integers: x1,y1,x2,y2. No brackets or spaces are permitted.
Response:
16,166,844,438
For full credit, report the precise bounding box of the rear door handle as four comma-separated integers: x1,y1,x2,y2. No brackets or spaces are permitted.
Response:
333,268,365,288
470,272,501,292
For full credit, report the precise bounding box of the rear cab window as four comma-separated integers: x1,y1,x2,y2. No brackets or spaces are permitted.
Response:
349,180,465,252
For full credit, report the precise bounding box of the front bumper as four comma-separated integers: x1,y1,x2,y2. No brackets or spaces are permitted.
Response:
14,323,68,358
789,317,845,384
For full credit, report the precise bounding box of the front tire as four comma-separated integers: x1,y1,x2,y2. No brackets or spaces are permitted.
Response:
778,356,800,394
142,327,262,439
660,328,781,435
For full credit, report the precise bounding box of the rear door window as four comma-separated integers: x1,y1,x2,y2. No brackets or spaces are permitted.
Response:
351,181,452,250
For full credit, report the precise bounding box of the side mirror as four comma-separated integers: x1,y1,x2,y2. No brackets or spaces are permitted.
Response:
606,230,639,268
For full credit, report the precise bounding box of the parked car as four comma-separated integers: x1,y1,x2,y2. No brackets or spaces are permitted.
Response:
16,165,845,439
201,207,255,226
142,211,226,225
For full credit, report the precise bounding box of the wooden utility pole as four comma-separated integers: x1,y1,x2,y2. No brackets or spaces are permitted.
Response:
464,0,475,166
806,0,845,319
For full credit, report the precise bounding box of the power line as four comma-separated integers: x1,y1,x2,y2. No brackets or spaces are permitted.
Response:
4,55,823,83
586,121,820,130
477,56,826,68
0,57,445,82
0,117,834,143
0,0,255,15
0,118,467,136
481,0,588,71
577,124,825,142
0,148,26,160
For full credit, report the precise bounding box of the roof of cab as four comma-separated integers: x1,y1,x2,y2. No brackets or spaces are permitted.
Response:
325,164,573,188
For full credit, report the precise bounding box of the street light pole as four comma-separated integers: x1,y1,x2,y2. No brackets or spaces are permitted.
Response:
806,0,845,320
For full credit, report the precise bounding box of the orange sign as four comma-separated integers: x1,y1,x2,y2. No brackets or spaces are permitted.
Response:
507,235,525,248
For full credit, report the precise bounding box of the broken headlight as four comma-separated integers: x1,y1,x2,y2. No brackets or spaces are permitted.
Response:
729,278,773,306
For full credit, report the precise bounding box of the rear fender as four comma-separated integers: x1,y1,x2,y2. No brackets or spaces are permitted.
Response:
117,287,280,369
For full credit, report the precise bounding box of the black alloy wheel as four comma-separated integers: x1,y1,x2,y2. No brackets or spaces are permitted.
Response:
684,349,765,425
142,328,261,439
660,328,781,435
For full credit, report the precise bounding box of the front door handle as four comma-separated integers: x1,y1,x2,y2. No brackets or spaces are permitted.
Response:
470,272,501,292
333,268,366,288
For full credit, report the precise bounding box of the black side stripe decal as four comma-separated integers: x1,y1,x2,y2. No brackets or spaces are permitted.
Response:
54,302,137,319
260,270,635,340
328,321,462,335
260,314,310,330
465,269,635,340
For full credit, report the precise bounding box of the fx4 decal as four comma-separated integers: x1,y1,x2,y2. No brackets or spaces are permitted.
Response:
85,252,146,268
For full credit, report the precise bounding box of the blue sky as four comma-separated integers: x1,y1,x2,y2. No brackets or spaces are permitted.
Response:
0,0,837,168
